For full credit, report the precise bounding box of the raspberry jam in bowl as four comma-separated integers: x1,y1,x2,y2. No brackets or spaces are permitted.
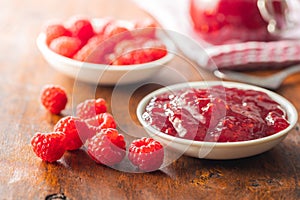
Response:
36,17,175,85
137,81,298,160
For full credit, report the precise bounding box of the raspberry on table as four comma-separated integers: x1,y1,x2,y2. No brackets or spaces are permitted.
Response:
128,137,164,172
87,128,126,166
76,98,107,119
44,23,71,45
31,132,66,162
54,116,91,150
40,84,68,115
49,36,82,58
85,112,116,137
67,16,95,43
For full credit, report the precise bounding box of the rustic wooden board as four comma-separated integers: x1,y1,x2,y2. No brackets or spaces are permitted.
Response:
1,0,300,199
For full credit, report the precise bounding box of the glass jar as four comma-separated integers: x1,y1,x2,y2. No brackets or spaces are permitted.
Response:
189,0,291,44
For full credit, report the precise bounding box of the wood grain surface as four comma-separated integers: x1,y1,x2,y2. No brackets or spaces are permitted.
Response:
1,0,300,199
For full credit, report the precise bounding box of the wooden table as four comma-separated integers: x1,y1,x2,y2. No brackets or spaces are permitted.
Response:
1,0,300,199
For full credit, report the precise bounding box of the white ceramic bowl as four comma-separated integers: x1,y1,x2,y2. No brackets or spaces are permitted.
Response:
137,81,298,160
36,26,175,85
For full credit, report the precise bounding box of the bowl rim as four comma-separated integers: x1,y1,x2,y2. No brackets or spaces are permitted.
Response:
136,81,298,148
36,29,175,72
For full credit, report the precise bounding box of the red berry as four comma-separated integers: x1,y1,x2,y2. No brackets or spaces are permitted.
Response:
76,98,107,119
108,38,167,65
85,113,116,137
94,18,115,34
73,34,107,62
54,116,91,150
113,37,145,55
87,128,126,166
132,19,157,38
128,137,164,172
106,26,130,38
87,33,107,45
109,50,141,65
67,16,95,43
104,20,133,37
108,38,144,65
40,85,68,115
44,23,71,45
49,36,82,58
104,21,133,46
142,39,167,61
31,132,66,162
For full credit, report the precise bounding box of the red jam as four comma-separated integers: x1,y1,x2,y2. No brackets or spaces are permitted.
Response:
189,0,286,44
142,86,290,142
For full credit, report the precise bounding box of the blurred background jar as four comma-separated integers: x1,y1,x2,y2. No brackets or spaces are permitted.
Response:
189,0,295,44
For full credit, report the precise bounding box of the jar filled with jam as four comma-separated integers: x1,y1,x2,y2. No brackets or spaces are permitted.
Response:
189,0,293,44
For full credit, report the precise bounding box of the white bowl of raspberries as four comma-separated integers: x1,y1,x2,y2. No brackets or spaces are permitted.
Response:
36,16,175,85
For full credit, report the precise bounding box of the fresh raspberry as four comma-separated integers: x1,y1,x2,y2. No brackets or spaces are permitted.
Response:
132,19,157,38
142,39,167,61
87,128,126,166
87,34,107,46
108,50,141,65
73,34,107,62
107,38,145,65
128,137,164,172
104,19,133,36
93,18,115,34
44,23,71,45
113,37,145,55
104,21,132,47
85,113,116,137
67,16,95,43
31,132,66,162
54,116,91,150
40,85,68,115
106,25,130,38
49,36,82,58
108,38,167,65
76,98,107,119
